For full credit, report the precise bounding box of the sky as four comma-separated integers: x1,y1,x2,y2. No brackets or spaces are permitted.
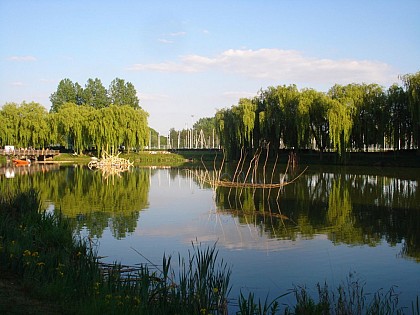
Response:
1,0,419,134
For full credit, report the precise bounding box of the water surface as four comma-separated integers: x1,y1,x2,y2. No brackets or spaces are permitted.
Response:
2,164,419,309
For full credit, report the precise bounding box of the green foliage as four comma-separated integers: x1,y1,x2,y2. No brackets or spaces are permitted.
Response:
0,102,149,155
50,77,140,111
401,71,420,149
108,77,140,109
0,102,52,148
1,77,148,153
214,71,420,160
83,78,110,109
50,78,84,112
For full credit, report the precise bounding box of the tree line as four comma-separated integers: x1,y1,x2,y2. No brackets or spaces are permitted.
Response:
2,72,419,157
0,78,149,155
213,71,420,159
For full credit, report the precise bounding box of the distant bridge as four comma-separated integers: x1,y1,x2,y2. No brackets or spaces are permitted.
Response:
0,148,60,161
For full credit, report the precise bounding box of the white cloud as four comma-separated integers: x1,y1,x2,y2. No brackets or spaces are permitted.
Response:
138,92,169,102
223,90,257,100
128,48,396,86
158,38,174,44
169,31,186,37
8,55,37,62
128,61,200,72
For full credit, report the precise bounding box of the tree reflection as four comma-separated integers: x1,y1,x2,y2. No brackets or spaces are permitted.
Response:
1,165,419,261
1,165,150,239
210,166,420,261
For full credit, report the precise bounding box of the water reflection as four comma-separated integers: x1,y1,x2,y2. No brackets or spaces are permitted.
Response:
1,165,151,239
1,164,419,261
209,166,420,261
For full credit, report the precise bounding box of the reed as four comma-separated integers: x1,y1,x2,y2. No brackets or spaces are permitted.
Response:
237,273,419,315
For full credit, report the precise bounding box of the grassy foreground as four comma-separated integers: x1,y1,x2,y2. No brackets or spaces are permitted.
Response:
0,189,419,314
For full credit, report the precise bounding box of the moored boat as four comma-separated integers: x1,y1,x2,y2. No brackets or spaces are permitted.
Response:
12,158,31,165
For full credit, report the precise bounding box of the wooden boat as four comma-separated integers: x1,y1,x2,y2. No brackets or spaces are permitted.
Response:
12,158,31,165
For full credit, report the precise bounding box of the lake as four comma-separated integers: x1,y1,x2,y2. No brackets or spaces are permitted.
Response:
1,163,419,311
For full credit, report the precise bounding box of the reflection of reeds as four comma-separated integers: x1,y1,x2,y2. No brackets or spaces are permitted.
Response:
190,147,307,192
88,151,133,181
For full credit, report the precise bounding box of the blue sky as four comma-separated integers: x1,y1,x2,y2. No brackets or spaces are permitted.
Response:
1,0,419,134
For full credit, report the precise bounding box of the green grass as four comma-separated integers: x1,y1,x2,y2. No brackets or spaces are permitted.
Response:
52,152,92,163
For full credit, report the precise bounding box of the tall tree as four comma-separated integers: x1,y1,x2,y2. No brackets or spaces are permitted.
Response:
108,78,140,108
327,98,352,157
18,102,50,148
50,78,83,112
387,84,411,149
401,71,420,152
0,103,20,146
83,78,109,109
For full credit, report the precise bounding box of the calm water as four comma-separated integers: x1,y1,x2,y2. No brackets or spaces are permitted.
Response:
1,164,419,310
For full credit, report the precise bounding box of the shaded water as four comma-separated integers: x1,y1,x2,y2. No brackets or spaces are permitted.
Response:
1,164,419,309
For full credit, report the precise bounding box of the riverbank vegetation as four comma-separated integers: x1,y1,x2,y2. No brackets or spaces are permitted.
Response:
1,189,418,314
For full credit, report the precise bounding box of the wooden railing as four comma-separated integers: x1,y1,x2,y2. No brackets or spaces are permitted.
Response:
0,148,60,157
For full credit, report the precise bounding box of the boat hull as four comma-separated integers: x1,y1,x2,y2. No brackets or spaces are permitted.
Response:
12,159,31,165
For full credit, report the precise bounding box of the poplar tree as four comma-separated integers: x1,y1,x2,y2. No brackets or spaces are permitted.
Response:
108,78,140,109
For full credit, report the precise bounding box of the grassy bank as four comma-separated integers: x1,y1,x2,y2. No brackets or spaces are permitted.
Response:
1,189,419,314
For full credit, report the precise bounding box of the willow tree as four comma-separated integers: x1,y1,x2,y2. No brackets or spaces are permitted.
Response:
56,102,91,154
328,98,352,157
234,98,256,148
259,86,285,150
97,106,119,154
0,113,6,146
297,89,320,149
280,85,300,148
115,105,149,153
401,71,420,151
387,84,411,149
18,102,51,148
361,84,387,149
0,103,20,146
215,108,241,158
310,92,332,152
259,85,300,150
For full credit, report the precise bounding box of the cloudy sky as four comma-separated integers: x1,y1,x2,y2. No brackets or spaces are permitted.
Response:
1,0,419,134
